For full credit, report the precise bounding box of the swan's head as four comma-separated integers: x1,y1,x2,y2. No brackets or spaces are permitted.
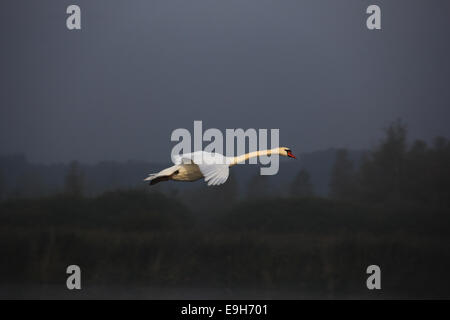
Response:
279,147,296,159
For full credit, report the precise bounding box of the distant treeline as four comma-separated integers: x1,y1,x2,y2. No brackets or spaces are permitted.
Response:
1,121,449,208
0,149,363,200
329,120,450,207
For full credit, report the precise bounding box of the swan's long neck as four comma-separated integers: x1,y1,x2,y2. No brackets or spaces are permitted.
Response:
229,148,279,167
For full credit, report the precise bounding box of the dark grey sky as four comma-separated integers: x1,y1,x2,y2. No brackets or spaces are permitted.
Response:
1,0,449,163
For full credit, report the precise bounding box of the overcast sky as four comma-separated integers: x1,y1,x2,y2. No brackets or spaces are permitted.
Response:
1,0,449,164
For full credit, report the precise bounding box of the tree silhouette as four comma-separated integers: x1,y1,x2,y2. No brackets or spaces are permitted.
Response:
247,173,271,199
15,170,45,198
204,172,239,209
0,169,4,201
290,169,314,197
403,139,429,203
329,149,356,200
429,136,450,206
359,120,407,202
220,172,238,203
64,161,85,197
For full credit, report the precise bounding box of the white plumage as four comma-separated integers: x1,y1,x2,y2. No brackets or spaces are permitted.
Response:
144,147,296,186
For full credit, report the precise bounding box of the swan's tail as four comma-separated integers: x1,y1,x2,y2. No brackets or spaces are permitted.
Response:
144,165,179,185
143,173,157,182
144,173,171,185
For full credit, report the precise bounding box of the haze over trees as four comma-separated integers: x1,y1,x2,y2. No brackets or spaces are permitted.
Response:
329,149,356,201
64,161,85,197
290,169,314,197
247,174,271,199
359,120,408,203
355,121,450,206
0,120,448,207
0,169,4,201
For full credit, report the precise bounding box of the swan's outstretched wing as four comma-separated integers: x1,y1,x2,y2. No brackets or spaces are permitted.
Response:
174,151,230,186
197,161,229,186
144,165,180,185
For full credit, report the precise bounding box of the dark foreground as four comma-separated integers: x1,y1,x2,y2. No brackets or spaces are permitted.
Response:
1,191,449,299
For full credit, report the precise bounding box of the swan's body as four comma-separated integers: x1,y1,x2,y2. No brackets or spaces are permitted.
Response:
144,147,296,186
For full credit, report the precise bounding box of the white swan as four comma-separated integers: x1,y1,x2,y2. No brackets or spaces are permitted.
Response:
144,147,296,186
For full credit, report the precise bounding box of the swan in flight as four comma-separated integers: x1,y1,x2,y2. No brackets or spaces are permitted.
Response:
144,147,296,186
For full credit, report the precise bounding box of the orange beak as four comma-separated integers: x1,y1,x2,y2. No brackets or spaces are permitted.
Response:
287,151,296,159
